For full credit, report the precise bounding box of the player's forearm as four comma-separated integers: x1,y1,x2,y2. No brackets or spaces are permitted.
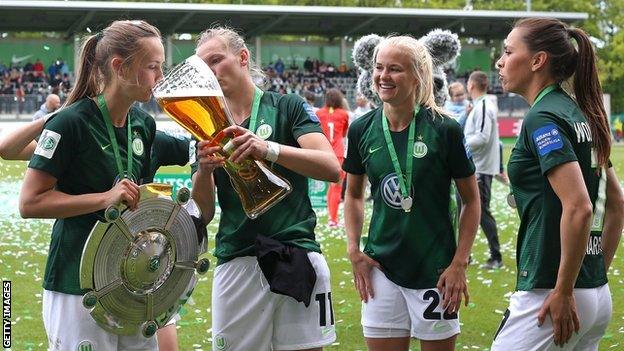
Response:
556,202,593,294
0,119,44,160
601,168,624,270
19,189,107,219
191,171,216,224
275,145,341,182
344,195,365,255
454,196,479,266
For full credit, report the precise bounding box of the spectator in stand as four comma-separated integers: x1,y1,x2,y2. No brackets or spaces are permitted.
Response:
54,58,63,73
59,60,70,76
0,83,13,113
33,59,44,77
444,82,469,124
50,73,62,88
316,88,350,227
32,93,61,121
338,61,348,76
32,71,45,83
274,58,285,75
319,62,328,75
310,82,323,95
47,62,57,78
9,68,20,85
23,82,35,95
304,57,313,72
23,82,36,113
24,61,34,73
61,74,71,94
326,63,336,77
319,78,328,91
15,80,25,114
1,82,13,94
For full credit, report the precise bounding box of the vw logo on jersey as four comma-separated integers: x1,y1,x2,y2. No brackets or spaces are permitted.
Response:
381,173,413,210
256,123,273,140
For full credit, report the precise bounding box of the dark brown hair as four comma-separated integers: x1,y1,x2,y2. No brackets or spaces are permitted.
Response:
515,17,610,168
468,71,488,91
65,20,161,106
324,88,345,109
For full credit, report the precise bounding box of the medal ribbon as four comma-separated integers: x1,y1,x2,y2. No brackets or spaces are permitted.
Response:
96,94,133,180
247,86,265,134
532,84,558,107
382,105,420,205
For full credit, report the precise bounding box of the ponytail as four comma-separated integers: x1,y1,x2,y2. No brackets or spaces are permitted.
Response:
64,35,99,107
568,28,611,168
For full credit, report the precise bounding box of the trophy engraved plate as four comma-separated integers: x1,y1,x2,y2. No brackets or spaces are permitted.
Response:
80,183,209,337
153,55,292,219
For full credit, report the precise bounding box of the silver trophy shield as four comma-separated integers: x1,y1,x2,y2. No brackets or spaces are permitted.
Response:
79,183,210,337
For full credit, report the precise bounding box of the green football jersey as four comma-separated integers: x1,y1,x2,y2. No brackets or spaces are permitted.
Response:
192,92,325,265
343,107,475,289
508,87,607,290
29,97,156,295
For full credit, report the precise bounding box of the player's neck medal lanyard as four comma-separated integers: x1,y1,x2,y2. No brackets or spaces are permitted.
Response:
382,105,421,212
248,86,264,133
97,94,134,182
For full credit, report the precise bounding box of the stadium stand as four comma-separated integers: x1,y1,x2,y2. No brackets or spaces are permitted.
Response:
0,58,71,116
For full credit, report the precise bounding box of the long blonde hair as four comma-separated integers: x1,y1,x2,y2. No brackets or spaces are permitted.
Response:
373,35,445,117
65,20,161,106
196,26,267,86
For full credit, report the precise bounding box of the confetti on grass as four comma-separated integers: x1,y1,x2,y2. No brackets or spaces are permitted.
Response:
3,154,624,349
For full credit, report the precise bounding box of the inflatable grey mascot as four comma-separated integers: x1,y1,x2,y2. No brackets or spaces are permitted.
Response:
352,29,461,107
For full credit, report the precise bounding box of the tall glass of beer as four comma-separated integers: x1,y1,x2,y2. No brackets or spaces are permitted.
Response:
152,55,291,219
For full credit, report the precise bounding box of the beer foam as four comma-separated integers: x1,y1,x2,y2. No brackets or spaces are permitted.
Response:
160,88,224,98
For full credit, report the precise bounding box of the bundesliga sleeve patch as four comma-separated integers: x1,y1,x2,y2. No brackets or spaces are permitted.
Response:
302,102,320,122
532,124,563,156
34,129,61,159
